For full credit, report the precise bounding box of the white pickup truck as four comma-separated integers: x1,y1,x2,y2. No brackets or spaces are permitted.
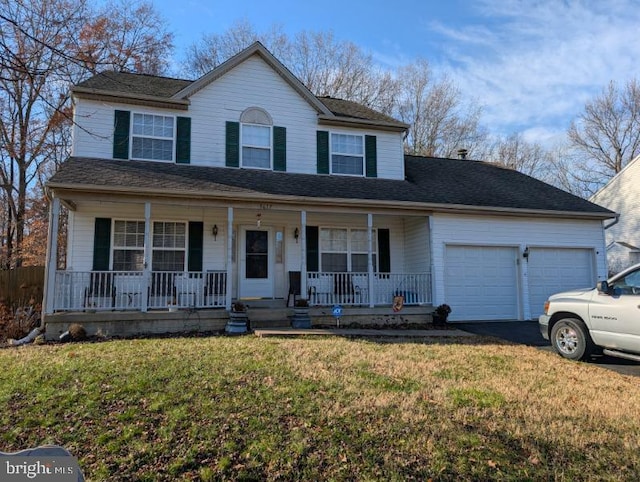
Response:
539,263,640,362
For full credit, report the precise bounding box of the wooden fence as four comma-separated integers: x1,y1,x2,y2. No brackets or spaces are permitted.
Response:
0,266,45,306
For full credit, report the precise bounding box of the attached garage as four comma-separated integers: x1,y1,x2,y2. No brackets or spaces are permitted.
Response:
444,245,519,321
527,247,595,318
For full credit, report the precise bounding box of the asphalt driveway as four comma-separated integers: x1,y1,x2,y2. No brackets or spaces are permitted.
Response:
454,320,640,377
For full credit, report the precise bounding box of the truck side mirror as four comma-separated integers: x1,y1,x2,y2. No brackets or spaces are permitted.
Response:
597,281,610,294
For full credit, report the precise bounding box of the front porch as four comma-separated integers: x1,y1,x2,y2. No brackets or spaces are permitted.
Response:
42,196,435,339
50,270,431,312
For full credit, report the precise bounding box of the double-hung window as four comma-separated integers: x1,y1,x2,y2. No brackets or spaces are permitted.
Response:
241,124,271,169
331,133,364,176
152,222,186,271
320,228,377,272
112,221,145,271
131,113,174,161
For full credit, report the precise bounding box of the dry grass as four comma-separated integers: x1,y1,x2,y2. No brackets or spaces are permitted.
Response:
0,335,639,480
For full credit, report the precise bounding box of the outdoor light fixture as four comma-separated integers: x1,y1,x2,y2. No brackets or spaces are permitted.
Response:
256,213,262,227
294,227,299,243
212,224,218,240
523,246,529,259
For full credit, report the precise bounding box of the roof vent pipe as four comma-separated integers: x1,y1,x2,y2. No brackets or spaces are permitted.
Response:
457,148,468,160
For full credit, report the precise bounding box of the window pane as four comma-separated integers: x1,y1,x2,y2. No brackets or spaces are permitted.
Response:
320,228,347,251
331,134,363,155
351,254,369,272
113,250,144,271
242,125,270,147
132,137,173,161
152,250,185,271
321,253,347,272
332,154,363,175
153,222,186,249
242,147,270,168
246,255,268,278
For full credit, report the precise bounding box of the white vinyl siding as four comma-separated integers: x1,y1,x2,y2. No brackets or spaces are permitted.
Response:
591,156,640,274
72,56,406,179
431,214,607,320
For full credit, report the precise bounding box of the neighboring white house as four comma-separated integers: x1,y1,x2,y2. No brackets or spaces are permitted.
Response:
42,42,614,337
591,155,640,276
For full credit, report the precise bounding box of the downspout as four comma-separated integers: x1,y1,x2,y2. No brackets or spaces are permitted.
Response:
603,214,620,230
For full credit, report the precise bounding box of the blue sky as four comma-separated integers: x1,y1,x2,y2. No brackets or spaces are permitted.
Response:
154,0,640,145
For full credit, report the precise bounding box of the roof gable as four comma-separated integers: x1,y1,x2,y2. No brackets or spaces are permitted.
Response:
173,42,332,116
591,153,640,202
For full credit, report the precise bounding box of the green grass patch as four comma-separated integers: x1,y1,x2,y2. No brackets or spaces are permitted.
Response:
0,337,639,480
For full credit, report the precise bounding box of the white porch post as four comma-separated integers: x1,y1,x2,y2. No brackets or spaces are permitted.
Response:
300,210,307,298
226,207,234,310
367,213,374,307
43,196,60,314
142,202,151,312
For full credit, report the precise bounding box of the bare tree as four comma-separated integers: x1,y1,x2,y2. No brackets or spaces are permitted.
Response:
75,0,174,75
567,79,640,196
0,0,173,268
487,133,555,181
182,23,399,114
396,59,486,158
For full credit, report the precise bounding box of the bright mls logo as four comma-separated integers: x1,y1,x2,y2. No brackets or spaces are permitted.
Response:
0,456,80,481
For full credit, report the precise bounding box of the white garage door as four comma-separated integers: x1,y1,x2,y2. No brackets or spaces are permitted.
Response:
528,248,594,318
445,245,519,321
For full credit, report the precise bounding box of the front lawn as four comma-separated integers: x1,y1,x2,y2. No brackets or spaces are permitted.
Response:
1,335,639,480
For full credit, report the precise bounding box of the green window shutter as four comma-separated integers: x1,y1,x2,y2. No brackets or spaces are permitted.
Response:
188,221,203,272
176,116,191,164
377,229,390,273
316,131,329,174
113,110,130,159
306,226,319,272
225,121,240,167
93,218,112,271
365,135,377,178
273,126,286,171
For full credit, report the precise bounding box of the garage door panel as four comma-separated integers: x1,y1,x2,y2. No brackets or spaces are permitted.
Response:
445,246,518,321
528,248,594,318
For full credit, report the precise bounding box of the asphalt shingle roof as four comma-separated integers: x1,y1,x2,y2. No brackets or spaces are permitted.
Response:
74,72,407,128
75,71,191,98
48,156,613,217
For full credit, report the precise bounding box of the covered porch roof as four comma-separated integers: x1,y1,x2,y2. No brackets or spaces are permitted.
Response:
47,156,615,220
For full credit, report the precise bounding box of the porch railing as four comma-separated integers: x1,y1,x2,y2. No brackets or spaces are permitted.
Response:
306,272,431,307
52,270,227,312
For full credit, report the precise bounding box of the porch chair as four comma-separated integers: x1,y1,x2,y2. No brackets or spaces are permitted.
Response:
84,272,115,310
204,271,226,307
334,273,362,305
287,271,301,307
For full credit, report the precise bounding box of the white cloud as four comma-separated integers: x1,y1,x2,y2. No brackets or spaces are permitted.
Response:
430,0,640,144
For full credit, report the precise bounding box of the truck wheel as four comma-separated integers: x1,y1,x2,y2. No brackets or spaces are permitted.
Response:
550,318,594,361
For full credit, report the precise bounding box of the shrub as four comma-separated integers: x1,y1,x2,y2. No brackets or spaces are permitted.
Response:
0,300,40,343
68,323,87,341
294,299,309,308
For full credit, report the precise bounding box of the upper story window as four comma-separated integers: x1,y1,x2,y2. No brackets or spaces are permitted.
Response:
331,133,364,176
131,113,174,161
241,107,272,169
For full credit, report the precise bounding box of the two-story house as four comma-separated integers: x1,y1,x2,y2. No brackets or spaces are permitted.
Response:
43,42,614,338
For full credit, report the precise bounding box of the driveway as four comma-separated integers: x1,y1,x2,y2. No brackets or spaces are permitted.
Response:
454,320,640,377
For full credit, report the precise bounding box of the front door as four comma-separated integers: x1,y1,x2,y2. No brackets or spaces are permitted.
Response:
239,227,273,298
